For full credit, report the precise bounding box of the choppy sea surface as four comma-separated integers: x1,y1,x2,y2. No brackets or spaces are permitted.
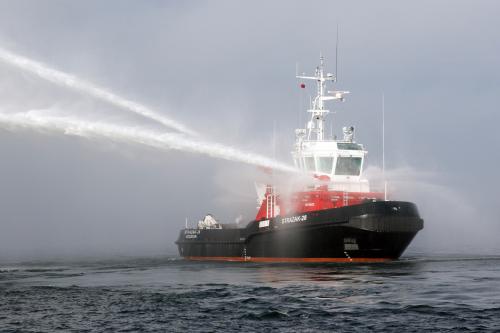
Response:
1,254,499,332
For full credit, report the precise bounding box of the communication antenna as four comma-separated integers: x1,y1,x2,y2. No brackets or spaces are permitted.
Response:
272,120,277,162
382,93,385,174
335,24,339,82
382,93,387,201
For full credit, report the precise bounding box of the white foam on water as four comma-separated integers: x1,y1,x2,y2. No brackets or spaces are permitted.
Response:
0,47,196,136
0,111,297,173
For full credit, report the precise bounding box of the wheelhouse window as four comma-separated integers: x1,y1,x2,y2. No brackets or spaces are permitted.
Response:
335,157,362,176
337,143,363,150
304,157,315,172
317,157,333,174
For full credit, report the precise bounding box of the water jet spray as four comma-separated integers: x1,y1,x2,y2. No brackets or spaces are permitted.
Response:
0,47,196,136
0,111,297,173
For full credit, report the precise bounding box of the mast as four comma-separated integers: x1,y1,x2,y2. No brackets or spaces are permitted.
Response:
296,55,349,141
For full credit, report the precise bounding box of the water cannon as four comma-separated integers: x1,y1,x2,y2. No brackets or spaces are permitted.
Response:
295,128,306,137
342,126,355,142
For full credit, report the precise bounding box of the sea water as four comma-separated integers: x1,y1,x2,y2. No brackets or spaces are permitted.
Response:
1,253,499,332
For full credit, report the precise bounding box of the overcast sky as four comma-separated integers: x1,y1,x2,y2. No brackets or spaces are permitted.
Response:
0,1,498,259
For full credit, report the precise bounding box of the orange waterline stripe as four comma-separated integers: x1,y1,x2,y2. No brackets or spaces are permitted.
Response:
184,256,391,263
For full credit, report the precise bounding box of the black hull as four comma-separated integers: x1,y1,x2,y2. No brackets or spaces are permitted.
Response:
176,201,423,262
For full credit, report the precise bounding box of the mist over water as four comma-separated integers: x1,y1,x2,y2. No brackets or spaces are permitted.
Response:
0,51,298,260
365,166,500,255
0,106,496,257
0,47,196,136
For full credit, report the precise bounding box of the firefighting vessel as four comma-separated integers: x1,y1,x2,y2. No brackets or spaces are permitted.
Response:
176,56,423,262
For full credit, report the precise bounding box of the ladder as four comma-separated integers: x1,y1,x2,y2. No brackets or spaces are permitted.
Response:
343,191,349,206
266,186,275,218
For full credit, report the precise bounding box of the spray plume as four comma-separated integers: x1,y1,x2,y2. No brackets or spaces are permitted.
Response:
364,165,500,253
0,47,196,136
0,111,297,173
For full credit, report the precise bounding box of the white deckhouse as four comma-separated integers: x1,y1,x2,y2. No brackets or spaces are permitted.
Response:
293,56,369,192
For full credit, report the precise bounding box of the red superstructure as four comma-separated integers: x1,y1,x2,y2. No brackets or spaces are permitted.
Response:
255,186,384,221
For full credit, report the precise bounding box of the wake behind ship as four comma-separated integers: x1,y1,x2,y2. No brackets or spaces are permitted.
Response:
176,56,423,262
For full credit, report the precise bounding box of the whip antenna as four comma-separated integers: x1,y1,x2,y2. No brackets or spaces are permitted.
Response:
382,93,387,201
335,24,339,82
